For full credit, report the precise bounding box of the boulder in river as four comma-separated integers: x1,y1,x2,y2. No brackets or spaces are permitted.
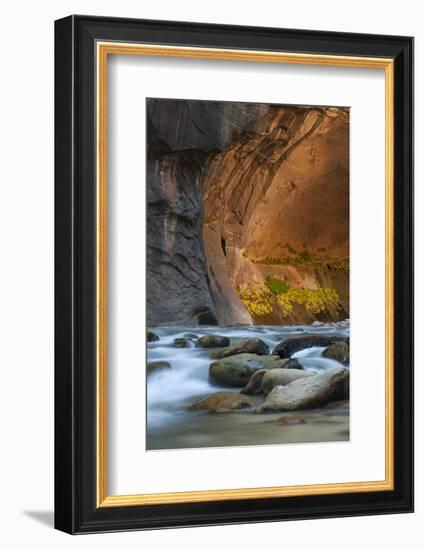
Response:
147,361,171,377
211,338,269,359
272,335,349,358
172,337,191,348
147,331,160,342
198,335,230,348
189,392,255,413
220,353,288,370
322,341,349,365
262,368,314,396
257,366,349,412
209,358,255,387
210,353,286,388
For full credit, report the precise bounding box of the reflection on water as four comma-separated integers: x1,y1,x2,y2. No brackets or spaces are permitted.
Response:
146,323,349,450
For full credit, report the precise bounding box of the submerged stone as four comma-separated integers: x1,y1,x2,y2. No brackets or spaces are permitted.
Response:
278,415,306,426
172,337,191,348
189,392,255,413
147,361,171,377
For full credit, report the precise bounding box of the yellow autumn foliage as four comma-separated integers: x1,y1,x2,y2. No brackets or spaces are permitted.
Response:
237,285,274,316
238,283,340,318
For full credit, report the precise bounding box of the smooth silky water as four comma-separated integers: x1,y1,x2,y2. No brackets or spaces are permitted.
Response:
146,323,349,450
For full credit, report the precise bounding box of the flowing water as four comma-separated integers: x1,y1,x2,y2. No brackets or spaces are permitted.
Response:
146,322,349,450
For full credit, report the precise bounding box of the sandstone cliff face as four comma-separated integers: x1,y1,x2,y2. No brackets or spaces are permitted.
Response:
203,105,349,325
147,99,349,326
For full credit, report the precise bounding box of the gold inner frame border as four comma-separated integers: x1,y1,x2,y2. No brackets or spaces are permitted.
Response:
96,42,394,508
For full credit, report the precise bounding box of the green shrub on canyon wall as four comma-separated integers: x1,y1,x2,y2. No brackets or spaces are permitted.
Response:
265,276,290,295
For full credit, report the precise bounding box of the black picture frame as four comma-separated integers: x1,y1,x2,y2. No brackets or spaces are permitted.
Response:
55,15,414,534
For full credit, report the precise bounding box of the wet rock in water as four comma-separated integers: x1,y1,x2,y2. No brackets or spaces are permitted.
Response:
189,392,255,413
240,369,267,395
147,361,171,377
147,331,160,342
198,335,230,348
278,414,306,426
256,366,349,413
283,358,303,370
324,399,350,410
172,337,191,348
221,353,287,369
322,342,349,366
262,369,314,396
272,335,349,358
211,338,270,359
209,358,255,387
210,353,286,388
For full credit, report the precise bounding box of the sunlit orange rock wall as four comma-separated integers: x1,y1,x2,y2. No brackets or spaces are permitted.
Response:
203,106,349,325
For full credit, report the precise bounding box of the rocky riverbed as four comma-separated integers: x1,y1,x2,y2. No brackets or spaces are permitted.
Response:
146,322,349,450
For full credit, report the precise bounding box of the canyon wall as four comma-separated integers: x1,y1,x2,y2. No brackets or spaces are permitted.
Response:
146,99,266,325
147,99,349,326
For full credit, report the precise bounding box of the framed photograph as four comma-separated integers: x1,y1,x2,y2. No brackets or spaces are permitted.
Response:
54,15,413,533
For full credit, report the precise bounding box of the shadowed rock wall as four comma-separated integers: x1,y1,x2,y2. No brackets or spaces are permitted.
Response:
146,99,267,325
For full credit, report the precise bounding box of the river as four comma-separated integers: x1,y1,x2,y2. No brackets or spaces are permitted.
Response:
146,322,349,450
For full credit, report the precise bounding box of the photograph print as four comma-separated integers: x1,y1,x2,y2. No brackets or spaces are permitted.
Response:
146,98,350,451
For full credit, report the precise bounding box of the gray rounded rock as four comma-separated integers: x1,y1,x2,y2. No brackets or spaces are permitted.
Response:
210,353,286,388
257,366,349,413
262,368,314,396
198,335,230,348
209,359,255,387
322,342,349,365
